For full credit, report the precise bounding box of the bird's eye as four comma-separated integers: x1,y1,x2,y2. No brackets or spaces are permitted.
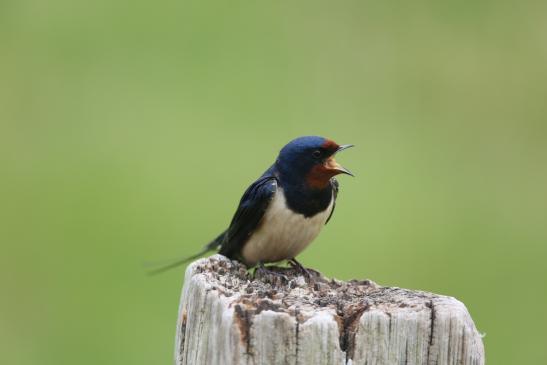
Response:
312,150,322,158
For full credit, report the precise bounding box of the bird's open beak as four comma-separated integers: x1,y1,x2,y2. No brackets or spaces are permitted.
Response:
325,144,354,176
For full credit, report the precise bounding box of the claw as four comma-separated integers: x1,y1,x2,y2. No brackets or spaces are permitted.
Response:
288,258,315,285
254,262,289,283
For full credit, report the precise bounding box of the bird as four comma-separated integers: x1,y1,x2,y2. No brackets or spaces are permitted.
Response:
148,136,353,275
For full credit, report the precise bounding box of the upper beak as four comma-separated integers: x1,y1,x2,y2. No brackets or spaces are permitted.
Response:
326,144,355,176
337,144,354,152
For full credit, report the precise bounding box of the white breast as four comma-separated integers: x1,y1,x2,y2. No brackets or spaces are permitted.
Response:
241,187,333,266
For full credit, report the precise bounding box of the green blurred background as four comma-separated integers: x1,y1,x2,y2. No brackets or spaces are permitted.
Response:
1,1,546,364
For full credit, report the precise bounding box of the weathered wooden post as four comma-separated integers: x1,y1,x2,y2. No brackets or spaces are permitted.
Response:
175,255,484,365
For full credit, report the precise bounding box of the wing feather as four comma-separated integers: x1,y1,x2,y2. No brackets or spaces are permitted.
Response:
219,175,277,259
325,177,339,224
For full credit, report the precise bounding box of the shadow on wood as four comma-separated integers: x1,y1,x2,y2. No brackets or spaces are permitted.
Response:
175,255,484,365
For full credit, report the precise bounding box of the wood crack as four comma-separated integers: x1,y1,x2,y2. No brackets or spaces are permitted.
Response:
427,299,437,365
179,309,187,361
294,306,300,365
337,301,369,362
234,304,253,356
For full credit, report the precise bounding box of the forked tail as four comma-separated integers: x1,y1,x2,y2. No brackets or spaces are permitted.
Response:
145,231,226,275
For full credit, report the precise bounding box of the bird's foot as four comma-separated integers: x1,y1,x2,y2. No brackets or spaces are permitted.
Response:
254,262,289,284
288,258,316,284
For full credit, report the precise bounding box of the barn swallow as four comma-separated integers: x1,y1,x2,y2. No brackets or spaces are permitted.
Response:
149,136,353,274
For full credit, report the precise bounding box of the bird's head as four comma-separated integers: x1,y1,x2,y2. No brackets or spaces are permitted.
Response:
276,136,354,189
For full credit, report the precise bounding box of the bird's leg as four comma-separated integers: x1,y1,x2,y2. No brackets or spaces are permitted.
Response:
255,261,267,278
288,258,314,281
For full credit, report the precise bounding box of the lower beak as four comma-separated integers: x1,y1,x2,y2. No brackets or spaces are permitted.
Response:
325,144,354,176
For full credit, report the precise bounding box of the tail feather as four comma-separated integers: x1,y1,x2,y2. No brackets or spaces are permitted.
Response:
145,231,226,275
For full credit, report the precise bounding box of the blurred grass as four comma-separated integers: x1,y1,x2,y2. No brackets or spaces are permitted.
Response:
1,0,546,364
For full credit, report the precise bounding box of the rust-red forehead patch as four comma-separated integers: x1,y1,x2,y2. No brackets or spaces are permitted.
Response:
322,139,339,151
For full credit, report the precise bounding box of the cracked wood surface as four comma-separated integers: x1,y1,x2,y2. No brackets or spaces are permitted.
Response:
175,255,484,365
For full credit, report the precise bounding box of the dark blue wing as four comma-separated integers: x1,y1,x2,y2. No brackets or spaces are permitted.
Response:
219,175,277,259
325,177,339,224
